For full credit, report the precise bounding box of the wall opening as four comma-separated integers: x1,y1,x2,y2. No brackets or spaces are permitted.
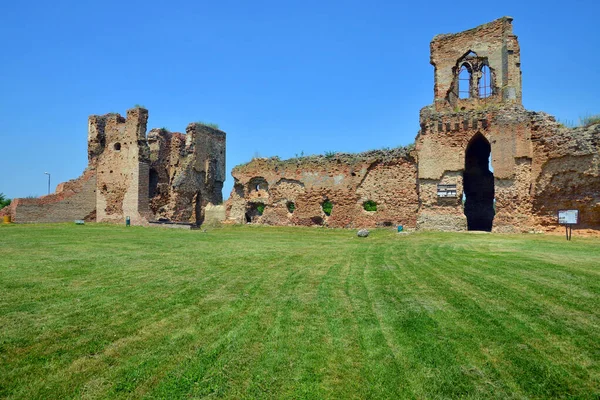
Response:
114,143,121,151
458,64,471,99
149,168,159,197
463,133,495,231
363,200,377,212
245,202,264,223
322,200,333,216
249,177,269,192
194,191,204,225
479,65,492,98
286,201,296,213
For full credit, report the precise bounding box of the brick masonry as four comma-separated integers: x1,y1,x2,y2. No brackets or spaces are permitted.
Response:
225,17,599,233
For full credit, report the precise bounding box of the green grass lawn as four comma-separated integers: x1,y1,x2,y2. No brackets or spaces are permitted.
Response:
0,224,599,399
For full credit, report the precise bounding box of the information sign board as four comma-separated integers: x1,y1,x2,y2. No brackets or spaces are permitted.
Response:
437,184,457,198
558,209,579,225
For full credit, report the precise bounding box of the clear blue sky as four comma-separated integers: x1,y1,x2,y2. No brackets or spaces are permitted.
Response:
1,0,599,200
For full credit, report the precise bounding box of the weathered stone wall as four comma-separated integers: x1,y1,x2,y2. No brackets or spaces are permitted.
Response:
416,104,537,232
92,108,152,225
9,169,97,223
531,121,600,229
10,109,226,226
148,123,226,224
226,149,418,229
431,16,521,112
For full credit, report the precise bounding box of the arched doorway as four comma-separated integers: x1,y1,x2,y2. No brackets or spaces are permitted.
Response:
463,133,495,231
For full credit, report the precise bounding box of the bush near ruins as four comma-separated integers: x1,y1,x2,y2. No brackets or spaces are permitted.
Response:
195,121,220,130
256,203,265,215
363,200,377,212
580,113,600,127
0,193,10,210
322,200,333,216
286,201,295,213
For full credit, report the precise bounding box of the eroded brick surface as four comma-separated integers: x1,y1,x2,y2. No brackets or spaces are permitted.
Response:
226,149,419,229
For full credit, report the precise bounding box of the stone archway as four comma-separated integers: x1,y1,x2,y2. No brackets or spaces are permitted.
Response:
463,133,495,231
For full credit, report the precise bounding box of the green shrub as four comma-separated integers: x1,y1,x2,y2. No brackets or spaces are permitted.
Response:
363,200,377,212
325,151,336,158
196,121,220,129
287,202,295,213
0,193,10,210
256,203,265,215
133,104,145,109
322,200,333,216
580,113,600,127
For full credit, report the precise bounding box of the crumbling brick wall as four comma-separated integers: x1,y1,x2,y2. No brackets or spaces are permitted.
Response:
148,123,226,224
531,120,600,229
226,148,418,229
430,16,521,112
9,108,226,226
91,108,152,225
7,169,97,223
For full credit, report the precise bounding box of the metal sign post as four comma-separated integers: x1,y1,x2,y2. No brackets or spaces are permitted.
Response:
558,210,578,241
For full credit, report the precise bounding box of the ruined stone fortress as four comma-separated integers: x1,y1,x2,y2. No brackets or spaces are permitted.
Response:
7,108,226,226
5,17,599,232
226,17,599,232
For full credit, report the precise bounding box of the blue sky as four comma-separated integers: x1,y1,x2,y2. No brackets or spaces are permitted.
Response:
1,0,599,200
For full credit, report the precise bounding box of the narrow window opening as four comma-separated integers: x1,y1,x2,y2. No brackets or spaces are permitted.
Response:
149,168,159,197
458,65,471,99
479,65,492,98
322,200,333,216
194,191,204,225
114,142,121,151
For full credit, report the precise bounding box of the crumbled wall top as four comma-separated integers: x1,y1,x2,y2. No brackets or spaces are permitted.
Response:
233,145,415,174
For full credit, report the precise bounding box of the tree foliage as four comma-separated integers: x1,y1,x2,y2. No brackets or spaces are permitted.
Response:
0,193,11,210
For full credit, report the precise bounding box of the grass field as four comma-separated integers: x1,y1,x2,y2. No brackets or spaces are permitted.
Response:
1,223,599,399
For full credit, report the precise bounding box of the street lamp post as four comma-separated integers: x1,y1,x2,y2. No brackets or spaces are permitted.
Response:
44,172,51,195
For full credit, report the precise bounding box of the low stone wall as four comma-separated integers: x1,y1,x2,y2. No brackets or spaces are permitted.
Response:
12,169,97,223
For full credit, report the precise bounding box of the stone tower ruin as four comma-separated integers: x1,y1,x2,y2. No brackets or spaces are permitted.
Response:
6,108,226,225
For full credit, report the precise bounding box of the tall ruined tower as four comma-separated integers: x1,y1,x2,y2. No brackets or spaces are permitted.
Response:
416,17,534,232
88,107,152,224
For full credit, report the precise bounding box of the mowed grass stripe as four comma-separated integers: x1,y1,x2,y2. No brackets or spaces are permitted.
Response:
1,224,599,398
370,240,511,398
395,236,598,397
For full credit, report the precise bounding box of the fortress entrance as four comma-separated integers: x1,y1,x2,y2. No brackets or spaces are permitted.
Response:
463,133,495,231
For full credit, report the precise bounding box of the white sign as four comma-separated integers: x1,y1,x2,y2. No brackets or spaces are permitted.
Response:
558,209,578,225
437,184,457,198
